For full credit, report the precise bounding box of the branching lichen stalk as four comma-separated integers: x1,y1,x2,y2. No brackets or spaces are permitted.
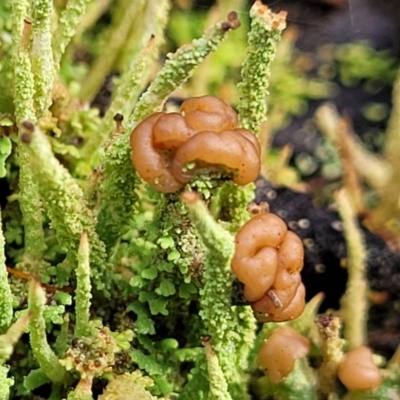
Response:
21,121,110,295
237,0,286,135
75,231,92,338
31,0,54,116
336,188,368,349
52,0,92,69
29,280,68,383
0,208,13,333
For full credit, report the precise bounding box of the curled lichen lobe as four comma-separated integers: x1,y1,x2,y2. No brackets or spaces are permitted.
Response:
130,95,260,193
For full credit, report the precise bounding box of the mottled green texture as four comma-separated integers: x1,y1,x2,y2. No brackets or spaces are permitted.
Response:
11,0,36,122
0,137,12,178
183,193,255,399
237,1,286,134
17,149,46,267
316,315,345,397
12,0,48,272
99,372,156,400
52,0,91,69
21,124,109,294
130,13,240,126
0,365,13,400
31,0,54,116
28,281,68,384
203,339,232,400
66,379,94,400
60,327,119,381
75,232,92,338
97,15,237,250
210,181,254,232
0,208,13,333
256,358,317,400
96,134,140,250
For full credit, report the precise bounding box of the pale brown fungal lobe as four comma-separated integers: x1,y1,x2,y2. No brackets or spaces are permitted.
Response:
338,346,382,391
230,209,306,321
130,95,260,192
258,326,310,383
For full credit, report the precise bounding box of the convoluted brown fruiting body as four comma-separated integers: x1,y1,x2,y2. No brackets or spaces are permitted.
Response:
338,346,382,391
231,208,306,322
258,326,310,383
130,96,260,193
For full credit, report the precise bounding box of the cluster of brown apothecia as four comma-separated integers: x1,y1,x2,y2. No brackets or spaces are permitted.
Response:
130,95,261,193
231,206,306,322
257,326,382,390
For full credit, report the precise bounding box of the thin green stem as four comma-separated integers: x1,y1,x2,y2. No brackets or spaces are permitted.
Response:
12,0,47,271
237,0,286,135
31,0,54,116
75,231,92,337
53,0,92,69
336,188,368,349
0,208,13,334
29,280,68,383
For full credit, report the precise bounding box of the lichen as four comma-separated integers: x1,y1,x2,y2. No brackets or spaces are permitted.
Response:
2,0,400,399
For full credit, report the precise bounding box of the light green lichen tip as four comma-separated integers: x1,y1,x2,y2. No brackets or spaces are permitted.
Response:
237,0,286,134
28,280,68,384
203,337,232,400
0,208,13,333
53,0,92,69
335,188,368,349
129,10,241,127
0,313,30,365
75,231,92,338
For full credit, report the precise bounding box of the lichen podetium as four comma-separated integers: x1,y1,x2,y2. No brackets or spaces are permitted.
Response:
0,0,332,398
